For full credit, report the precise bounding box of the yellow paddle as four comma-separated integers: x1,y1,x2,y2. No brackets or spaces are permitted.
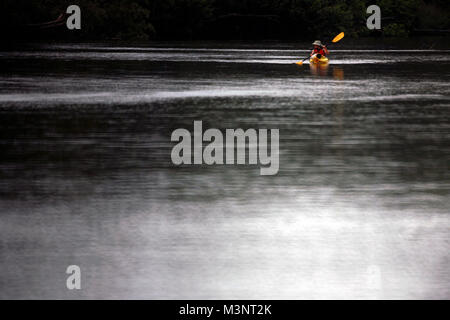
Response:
296,32,344,66
332,32,345,43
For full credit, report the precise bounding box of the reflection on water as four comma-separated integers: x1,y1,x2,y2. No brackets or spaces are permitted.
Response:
309,63,329,77
0,42,449,299
333,67,345,80
308,64,344,79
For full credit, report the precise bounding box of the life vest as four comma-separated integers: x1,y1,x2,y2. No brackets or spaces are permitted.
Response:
312,46,328,56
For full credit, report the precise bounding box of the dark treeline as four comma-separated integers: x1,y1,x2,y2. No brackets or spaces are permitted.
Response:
1,0,449,41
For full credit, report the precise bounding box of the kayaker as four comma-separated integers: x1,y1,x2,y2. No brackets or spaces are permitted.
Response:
311,40,329,57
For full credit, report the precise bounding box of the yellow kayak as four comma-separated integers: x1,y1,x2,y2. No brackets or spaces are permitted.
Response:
310,55,329,65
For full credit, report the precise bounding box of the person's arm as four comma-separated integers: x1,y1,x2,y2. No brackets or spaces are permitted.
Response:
324,46,329,55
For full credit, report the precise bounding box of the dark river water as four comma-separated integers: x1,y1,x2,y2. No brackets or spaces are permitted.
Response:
0,40,449,299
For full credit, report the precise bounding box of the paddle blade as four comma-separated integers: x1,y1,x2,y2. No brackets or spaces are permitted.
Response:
332,32,345,43
295,61,304,66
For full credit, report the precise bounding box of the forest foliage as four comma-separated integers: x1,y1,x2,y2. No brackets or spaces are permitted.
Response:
1,0,449,40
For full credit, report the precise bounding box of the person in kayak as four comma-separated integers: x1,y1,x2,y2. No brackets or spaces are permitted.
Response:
311,40,329,58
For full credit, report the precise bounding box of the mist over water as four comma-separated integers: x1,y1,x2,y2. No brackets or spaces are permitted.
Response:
0,41,449,299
